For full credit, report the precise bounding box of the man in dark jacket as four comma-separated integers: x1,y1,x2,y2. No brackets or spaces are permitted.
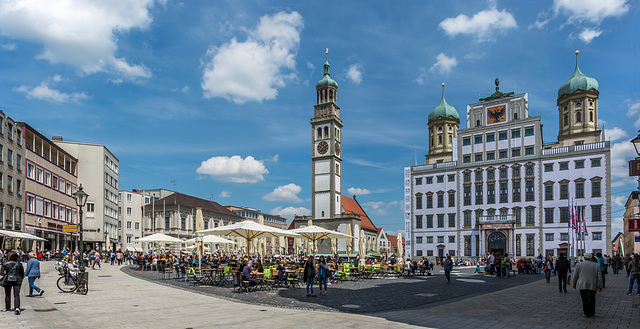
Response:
555,253,571,293
2,252,25,314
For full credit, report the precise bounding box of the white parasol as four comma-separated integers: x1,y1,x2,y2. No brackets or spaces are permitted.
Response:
290,225,354,259
198,220,299,256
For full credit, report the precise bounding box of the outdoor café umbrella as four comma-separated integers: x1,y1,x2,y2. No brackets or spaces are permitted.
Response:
198,220,299,256
183,235,237,245
290,225,354,259
397,232,404,260
134,233,182,253
359,229,366,264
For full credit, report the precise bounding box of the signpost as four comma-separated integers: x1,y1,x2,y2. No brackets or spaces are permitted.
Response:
62,224,78,233
629,219,640,232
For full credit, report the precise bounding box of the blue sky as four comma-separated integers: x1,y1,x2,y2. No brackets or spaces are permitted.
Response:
1,0,638,236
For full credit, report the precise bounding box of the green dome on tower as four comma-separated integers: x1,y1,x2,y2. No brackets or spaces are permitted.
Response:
557,50,599,99
428,83,459,122
316,49,338,88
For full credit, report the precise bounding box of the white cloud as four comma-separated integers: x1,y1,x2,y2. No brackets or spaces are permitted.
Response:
578,28,603,43
439,6,517,41
554,0,630,24
429,53,457,74
610,141,639,187
415,67,428,85
463,52,486,62
627,100,640,128
0,0,155,80
613,196,627,207
196,155,269,183
15,75,88,103
347,187,371,196
361,201,400,216
2,43,16,50
269,206,310,220
347,64,363,84
201,11,303,104
604,127,629,142
219,190,232,198
612,217,624,235
306,61,315,71
263,183,303,202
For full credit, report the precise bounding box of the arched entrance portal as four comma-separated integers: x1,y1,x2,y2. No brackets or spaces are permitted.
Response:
487,232,507,256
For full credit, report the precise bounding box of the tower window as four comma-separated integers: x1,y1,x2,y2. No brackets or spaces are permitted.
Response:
589,111,593,122
322,211,324,217
476,120,480,127
329,90,333,100
576,111,582,123
564,115,568,126
514,112,518,119
324,126,329,137
317,128,322,139
438,135,442,145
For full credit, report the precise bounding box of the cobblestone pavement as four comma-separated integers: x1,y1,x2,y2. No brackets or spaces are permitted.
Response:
123,265,541,313
0,262,637,328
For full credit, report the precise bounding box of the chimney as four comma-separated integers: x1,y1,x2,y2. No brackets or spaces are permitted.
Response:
52,136,63,141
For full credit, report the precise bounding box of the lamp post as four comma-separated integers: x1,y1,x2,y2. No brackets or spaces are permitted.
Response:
73,184,89,293
631,130,640,157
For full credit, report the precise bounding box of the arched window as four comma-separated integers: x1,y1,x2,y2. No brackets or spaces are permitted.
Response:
449,135,452,144
476,120,481,127
431,138,434,146
589,111,593,122
317,128,322,139
323,126,329,137
329,90,333,100
576,111,582,123
438,135,442,145
514,112,518,119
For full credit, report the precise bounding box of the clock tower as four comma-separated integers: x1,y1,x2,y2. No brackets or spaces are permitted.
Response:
311,50,342,219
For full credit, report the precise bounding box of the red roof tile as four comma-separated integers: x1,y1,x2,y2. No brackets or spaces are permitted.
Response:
388,235,398,248
342,195,377,232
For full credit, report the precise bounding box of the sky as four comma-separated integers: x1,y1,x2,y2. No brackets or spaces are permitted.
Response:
0,0,639,236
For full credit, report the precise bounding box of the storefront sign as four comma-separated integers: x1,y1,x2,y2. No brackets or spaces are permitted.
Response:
635,236,640,242
629,218,640,232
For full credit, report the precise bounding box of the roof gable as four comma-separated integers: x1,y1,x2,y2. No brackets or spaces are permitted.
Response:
342,195,377,231
149,192,242,218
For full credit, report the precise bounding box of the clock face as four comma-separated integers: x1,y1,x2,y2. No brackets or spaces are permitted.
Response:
487,105,507,124
317,141,328,155
334,142,341,156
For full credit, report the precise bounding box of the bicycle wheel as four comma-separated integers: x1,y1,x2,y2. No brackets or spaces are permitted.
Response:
77,280,88,295
57,276,77,293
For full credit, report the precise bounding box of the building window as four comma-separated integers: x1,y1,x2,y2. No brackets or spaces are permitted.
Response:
516,235,521,256
545,233,554,241
475,212,483,227
437,215,444,228
591,159,601,167
475,184,483,205
488,171,495,180
426,215,433,228
499,170,507,179
500,183,508,203
592,206,601,222
575,161,585,169
526,235,535,256
448,236,455,243
487,183,495,204
486,134,495,142
514,168,520,177
544,164,553,172
475,154,483,162
592,232,602,240
559,163,569,170
427,250,433,256
437,176,444,183
127,221,132,229
545,185,553,200
448,174,455,182
463,186,471,205
464,174,470,182
426,195,433,208
437,194,444,208
464,236,471,257
463,156,471,163
463,138,471,146
545,209,554,223
512,129,521,138
416,237,423,243
525,127,534,136
560,184,568,199
512,181,521,202
448,214,455,228
486,152,495,160
437,236,444,243
476,173,482,181
512,148,521,157
525,180,534,201
416,178,422,185
576,182,584,198
560,208,569,223
416,195,423,209
526,208,535,225
426,177,433,184
560,233,569,241
525,147,534,156
499,132,507,140
135,222,140,230
426,236,433,243
448,193,455,207
499,150,508,159
416,215,423,229
592,181,601,197
464,212,471,227
474,136,482,144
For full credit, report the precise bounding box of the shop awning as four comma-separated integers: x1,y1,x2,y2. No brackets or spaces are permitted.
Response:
0,229,47,242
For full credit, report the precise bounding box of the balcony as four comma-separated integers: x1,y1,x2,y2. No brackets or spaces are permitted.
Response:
479,214,515,224
541,141,609,156
411,161,457,172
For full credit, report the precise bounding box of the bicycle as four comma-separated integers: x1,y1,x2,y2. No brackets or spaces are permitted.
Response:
57,268,88,295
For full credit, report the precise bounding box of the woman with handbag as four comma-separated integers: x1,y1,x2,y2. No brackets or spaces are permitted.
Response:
1,252,25,315
544,256,554,283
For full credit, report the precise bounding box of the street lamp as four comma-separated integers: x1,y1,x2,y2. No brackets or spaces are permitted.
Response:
73,184,89,293
631,130,640,157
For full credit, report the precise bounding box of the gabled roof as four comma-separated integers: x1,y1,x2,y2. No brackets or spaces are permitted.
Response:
342,195,377,231
388,235,398,248
148,192,242,219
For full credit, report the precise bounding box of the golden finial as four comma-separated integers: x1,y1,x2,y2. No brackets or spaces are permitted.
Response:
442,83,445,87
575,50,579,55
326,48,329,55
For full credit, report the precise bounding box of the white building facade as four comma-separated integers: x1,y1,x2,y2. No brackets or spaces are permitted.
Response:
405,54,611,260
118,190,152,252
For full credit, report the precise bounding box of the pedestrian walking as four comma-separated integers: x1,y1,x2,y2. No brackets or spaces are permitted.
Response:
572,252,603,318
92,252,101,270
596,252,607,288
110,251,116,265
24,251,44,297
1,252,25,315
544,256,554,283
444,254,453,284
317,256,329,295
502,253,511,278
303,258,316,297
626,253,640,296
555,253,571,293
488,252,495,275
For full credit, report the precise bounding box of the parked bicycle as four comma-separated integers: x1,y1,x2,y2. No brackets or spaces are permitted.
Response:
57,267,88,295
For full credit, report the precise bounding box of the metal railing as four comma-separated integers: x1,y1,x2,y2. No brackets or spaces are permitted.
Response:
541,141,608,156
411,161,457,172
